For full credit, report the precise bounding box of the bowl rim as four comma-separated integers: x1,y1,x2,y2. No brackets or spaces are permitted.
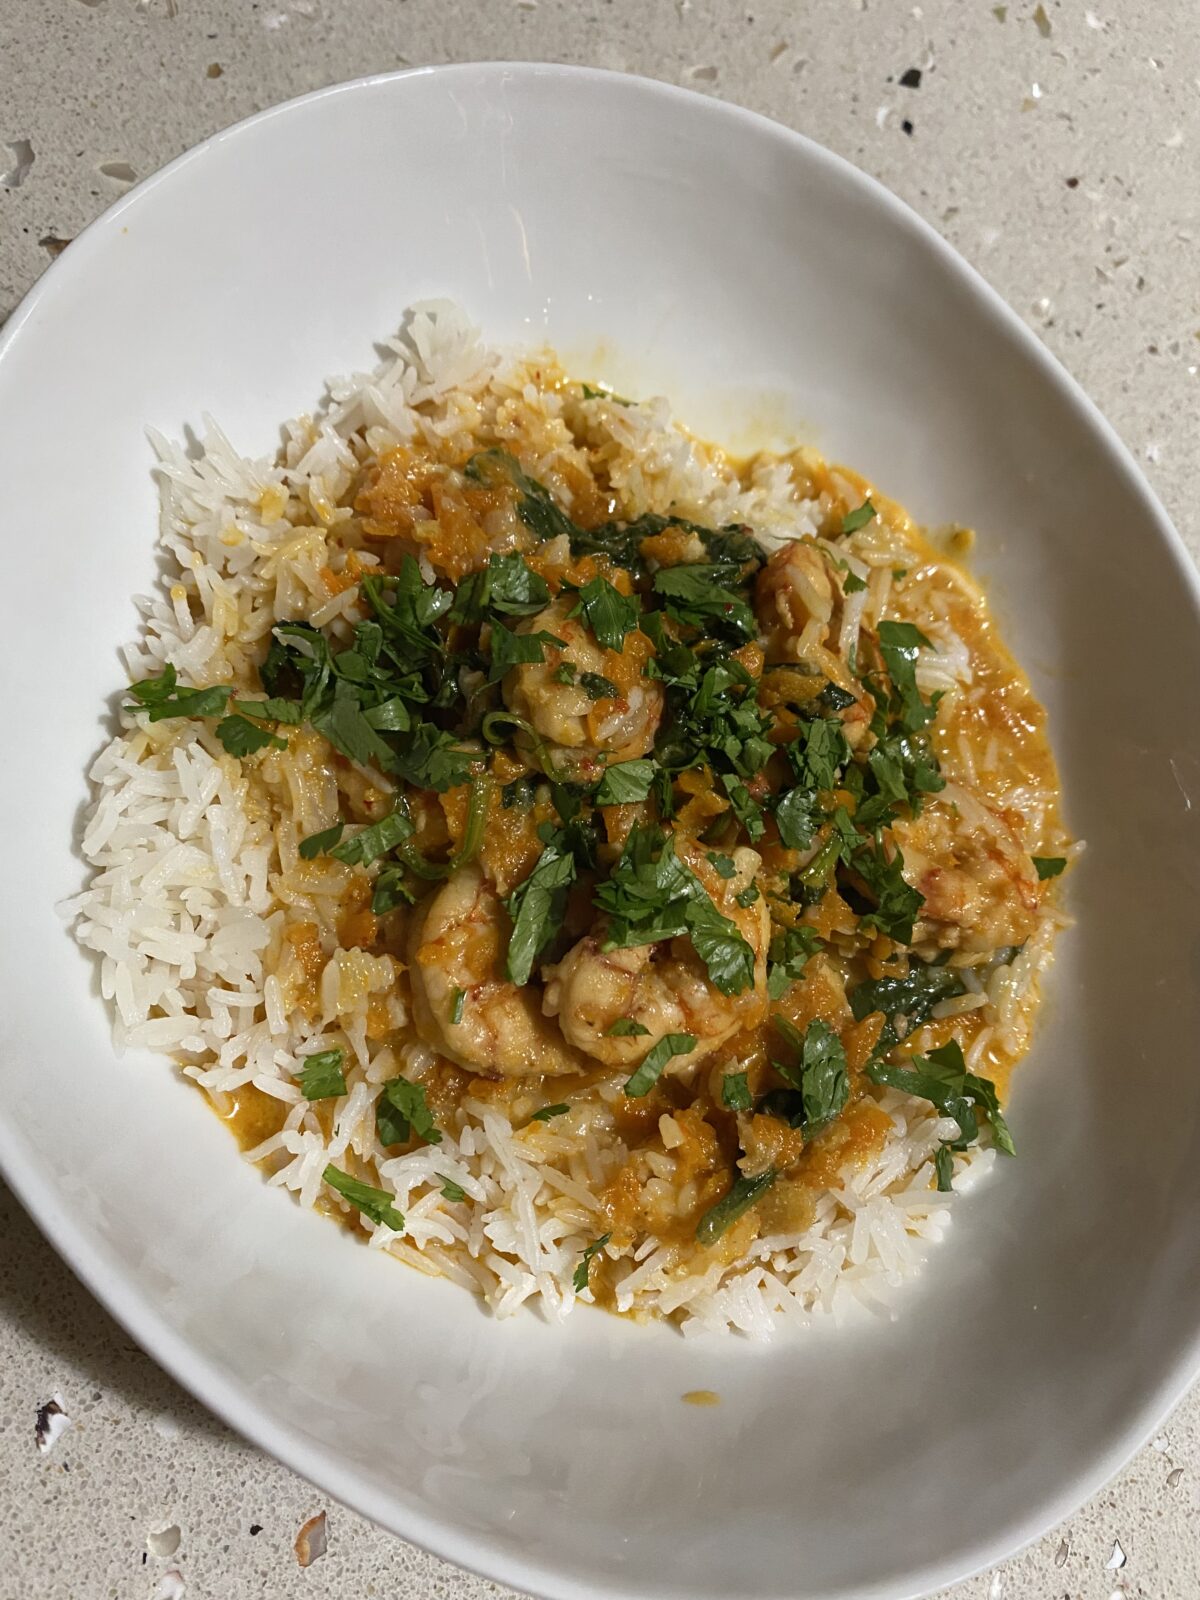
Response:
2,59,1198,1600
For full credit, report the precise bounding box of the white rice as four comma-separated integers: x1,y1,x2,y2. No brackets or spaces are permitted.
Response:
60,301,1058,1338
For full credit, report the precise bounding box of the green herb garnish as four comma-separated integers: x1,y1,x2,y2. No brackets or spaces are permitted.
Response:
376,1077,442,1148
573,1232,612,1293
323,1165,404,1232
296,1048,347,1100
695,1169,777,1245
624,1032,696,1097
721,1071,753,1112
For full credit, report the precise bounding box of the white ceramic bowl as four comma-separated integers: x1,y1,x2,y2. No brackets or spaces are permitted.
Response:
2,63,1199,1600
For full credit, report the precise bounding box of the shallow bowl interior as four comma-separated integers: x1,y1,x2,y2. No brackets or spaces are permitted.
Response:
1,63,1198,1600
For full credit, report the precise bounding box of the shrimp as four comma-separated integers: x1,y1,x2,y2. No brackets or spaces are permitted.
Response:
543,846,770,1075
756,540,836,658
407,866,587,1078
888,784,1040,954
503,596,663,761
755,542,873,748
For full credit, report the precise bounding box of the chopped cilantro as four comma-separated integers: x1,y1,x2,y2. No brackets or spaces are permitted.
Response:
376,1077,442,1148
573,1232,612,1293
296,1048,346,1100
695,1169,777,1245
868,1038,1014,1158
772,1017,848,1134
450,987,465,1025
595,827,755,994
329,810,415,868
1033,855,1066,880
440,1179,468,1202
624,1032,695,1097
595,758,656,806
854,840,925,943
572,576,640,654
877,620,941,733
841,500,878,534
766,924,821,999
721,1071,753,1111
449,551,550,624
371,867,415,914
652,564,755,642
299,821,345,860
126,664,233,723
488,623,567,683
605,1018,651,1038
842,571,868,594
530,1103,571,1122
579,670,619,701
934,1144,955,1192
773,785,819,851
323,1165,404,1232
463,450,578,545
850,960,966,1052
505,837,578,986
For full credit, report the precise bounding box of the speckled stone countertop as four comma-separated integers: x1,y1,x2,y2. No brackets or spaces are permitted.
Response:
2,3,1198,1597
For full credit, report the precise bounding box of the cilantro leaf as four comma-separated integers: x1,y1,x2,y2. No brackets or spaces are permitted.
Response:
772,1016,848,1134
766,925,821,999
371,866,415,914
573,1232,612,1293
573,576,640,654
530,1103,571,1122
849,960,966,1053
387,722,474,793
488,623,567,683
720,771,765,843
299,822,345,860
842,571,868,594
463,450,579,545
232,695,304,724
296,1048,347,1100
127,664,233,722
623,1032,696,1096
774,785,819,851
707,852,737,879
505,838,578,985
216,714,285,757
449,551,551,623
440,1179,468,1202
878,620,941,733
605,1018,651,1038
1033,855,1066,880
594,758,656,806
652,564,755,642
579,670,619,701
328,810,415,867
323,1165,404,1232
311,676,397,770
787,716,851,791
376,1077,442,1148
868,1038,1013,1158
595,827,755,995
855,841,925,943
934,1143,955,1191
841,500,877,534
721,1071,753,1111
695,1168,777,1245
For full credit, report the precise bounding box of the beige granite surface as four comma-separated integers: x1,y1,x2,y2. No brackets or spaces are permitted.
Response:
2,2,1198,1596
